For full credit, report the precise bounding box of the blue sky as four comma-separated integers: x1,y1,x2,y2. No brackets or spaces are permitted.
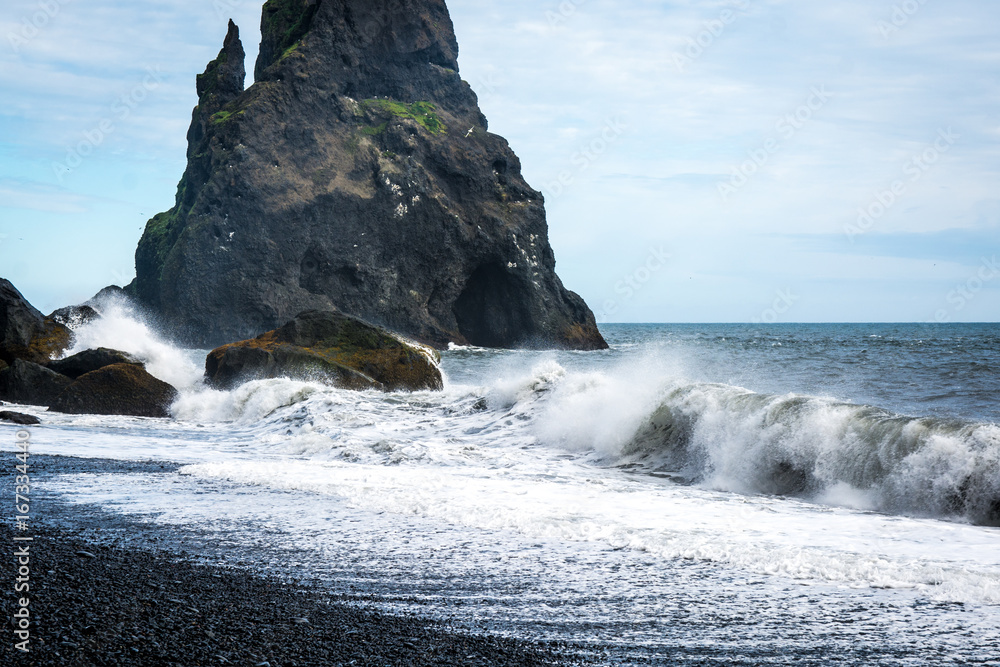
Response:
1,0,998,322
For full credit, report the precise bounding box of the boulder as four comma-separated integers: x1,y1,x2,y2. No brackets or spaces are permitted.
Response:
0,278,72,364
128,3,608,352
0,411,41,426
0,359,73,407
49,348,142,380
206,310,443,392
51,364,178,418
49,304,100,329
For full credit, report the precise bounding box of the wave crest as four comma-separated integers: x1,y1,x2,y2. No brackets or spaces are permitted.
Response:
621,383,1000,526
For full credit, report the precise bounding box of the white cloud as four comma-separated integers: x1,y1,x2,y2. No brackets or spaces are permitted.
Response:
0,180,89,213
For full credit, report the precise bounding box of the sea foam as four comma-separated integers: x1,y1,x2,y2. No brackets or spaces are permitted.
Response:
61,293,205,393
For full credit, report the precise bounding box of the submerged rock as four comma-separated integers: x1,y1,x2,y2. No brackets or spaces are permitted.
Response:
49,348,142,380
0,411,41,425
0,278,72,365
0,359,73,407
206,310,443,392
51,364,178,419
130,1,607,352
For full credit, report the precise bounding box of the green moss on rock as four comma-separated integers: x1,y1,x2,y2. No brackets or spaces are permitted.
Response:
361,99,447,135
28,318,72,363
361,122,388,136
196,50,228,98
205,310,443,392
211,109,245,124
258,0,320,77
139,210,179,271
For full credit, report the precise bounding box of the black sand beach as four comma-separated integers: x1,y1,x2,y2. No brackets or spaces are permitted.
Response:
2,455,596,667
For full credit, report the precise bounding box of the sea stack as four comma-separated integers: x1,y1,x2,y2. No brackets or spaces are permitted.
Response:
130,0,607,351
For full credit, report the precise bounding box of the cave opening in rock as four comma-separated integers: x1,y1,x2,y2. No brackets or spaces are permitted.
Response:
453,264,534,348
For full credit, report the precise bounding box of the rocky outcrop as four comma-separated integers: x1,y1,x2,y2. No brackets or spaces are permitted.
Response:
49,348,142,380
50,304,100,329
0,279,177,417
90,285,129,303
0,411,41,425
0,359,73,407
130,0,607,352
206,309,442,392
0,279,41,360
51,364,178,418
1,278,71,365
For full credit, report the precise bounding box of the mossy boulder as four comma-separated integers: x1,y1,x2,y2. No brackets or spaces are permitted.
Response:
25,319,72,363
51,364,178,418
0,359,73,407
49,348,142,380
1,278,72,365
206,310,443,392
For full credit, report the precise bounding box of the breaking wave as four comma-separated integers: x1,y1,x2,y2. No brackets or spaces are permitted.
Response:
501,361,1000,526
53,299,1000,528
60,292,205,392
627,383,1000,525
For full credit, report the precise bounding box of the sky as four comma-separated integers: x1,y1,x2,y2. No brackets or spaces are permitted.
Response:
1,0,998,323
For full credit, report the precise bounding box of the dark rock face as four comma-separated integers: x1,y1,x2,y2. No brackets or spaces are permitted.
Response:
0,411,41,425
0,359,73,407
0,278,72,365
51,364,178,418
0,279,42,358
206,309,443,392
49,348,142,380
131,0,607,352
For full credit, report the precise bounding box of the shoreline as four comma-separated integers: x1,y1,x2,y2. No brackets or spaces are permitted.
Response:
3,455,596,666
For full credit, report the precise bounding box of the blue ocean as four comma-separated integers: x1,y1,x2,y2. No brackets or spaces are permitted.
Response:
12,308,1000,664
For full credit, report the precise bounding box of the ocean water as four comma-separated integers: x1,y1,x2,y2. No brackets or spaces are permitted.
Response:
7,302,1000,664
